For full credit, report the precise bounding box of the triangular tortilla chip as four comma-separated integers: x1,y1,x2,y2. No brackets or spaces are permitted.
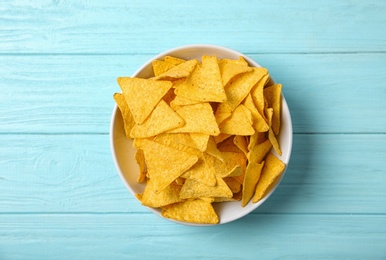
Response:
161,199,219,224
135,149,147,183
140,139,198,193
250,74,270,119
233,135,248,155
241,161,265,207
219,105,255,136
190,133,210,152
181,155,217,187
152,60,175,77
113,93,135,139
155,59,198,80
170,95,201,111
179,176,233,199
247,139,272,164
168,103,220,136
117,77,172,124
205,136,224,162
164,55,186,65
153,133,201,156
218,67,267,113
218,59,253,86
130,100,184,138
243,94,269,132
175,55,226,102
265,107,282,156
264,84,282,135
223,177,242,193
252,153,285,203
140,178,182,208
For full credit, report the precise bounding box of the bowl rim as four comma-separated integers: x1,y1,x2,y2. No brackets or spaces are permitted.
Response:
110,44,293,226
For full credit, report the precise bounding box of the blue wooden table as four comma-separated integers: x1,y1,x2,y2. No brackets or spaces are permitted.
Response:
1,1,386,259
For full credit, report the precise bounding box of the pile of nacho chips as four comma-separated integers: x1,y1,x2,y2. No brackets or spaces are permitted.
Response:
114,55,286,224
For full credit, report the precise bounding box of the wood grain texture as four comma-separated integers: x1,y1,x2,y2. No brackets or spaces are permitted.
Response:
1,53,385,134
1,0,386,259
0,0,385,54
1,134,385,214
1,214,385,259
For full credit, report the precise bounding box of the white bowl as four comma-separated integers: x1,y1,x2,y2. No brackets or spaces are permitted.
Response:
110,44,293,226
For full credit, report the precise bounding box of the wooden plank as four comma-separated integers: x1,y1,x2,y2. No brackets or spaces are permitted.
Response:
1,134,385,214
0,214,385,259
1,53,386,134
0,0,385,54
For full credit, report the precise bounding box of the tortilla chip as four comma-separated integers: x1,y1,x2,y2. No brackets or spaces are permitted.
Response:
205,136,224,162
152,60,175,77
250,74,270,119
223,177,242,193
248,139,272,164
218,59,253,87
190,133,210,152
233,135,248,155
135,149,147,183
252,153,285,203
130,100,184,138
140,139,199,193
243,93,269,132
162,199,219,224
219,67,267,112
141,178,183,208
241,161,265,207
264,84,282,135
181,154,217,187
180,176,233,199
117,77,173,124
175,55,226,102
168,103,220,136
113,93,135,139
164,55,186,65
155,59,198,80
219,105,255,136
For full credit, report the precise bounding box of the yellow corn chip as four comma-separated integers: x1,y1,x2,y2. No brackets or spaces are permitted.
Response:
113,93,135,139
179,176,233,199
181,155,217,187
190,133,210,152
141,178,183,208
140,139,198,193
247,139,272,164
217,136,243,153
233,135,248,155
168,103,220,136
155,59,198,80
252,153,285,203
250,74,270,119
248,132,268,151
205,136,224,162
218,59,253,87
241,161,265,207
153,133,201,156
164,55,186,65
161,199,219,224
130,100,184,138
152,60,176,77
223,177,242,193
117,77,173,124
219,105,255,136
219,67,267,112
265,107,282,156
170,95,201,111
243,93,269,132
175,55,226,102
264,84,282,135
135,149,147,183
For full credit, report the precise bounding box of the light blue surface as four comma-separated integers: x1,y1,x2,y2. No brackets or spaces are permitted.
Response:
1,1,386,259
